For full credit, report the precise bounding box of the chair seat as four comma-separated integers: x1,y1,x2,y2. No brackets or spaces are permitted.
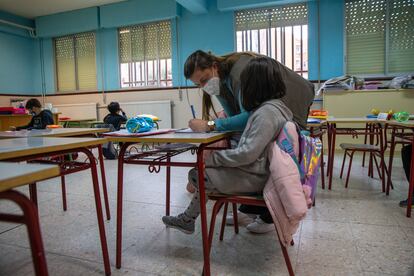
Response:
208,193,264,202
340,143,380,151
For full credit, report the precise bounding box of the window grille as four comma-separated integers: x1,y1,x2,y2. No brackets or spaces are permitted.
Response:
235,3,308,78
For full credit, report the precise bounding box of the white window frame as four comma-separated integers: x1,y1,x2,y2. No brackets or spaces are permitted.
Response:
234,4,309,78
118,20,172,88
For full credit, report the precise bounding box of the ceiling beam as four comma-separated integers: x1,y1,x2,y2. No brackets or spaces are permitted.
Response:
176,0,208,14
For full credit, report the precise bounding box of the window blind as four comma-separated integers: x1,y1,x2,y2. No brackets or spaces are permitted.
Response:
388,0,414,73
75,33,97,90
235,4,308,31
346,0,414,75
119,20,171,63
54,32,97,91
55,36,76,91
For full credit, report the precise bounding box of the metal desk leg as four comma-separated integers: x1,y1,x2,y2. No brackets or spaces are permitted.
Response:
82,148,111,276
98,145,111,220
116,142,130,269
407,138,414,218
197,144,211,276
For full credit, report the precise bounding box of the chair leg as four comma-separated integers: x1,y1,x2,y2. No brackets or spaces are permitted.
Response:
274,227,294,276
380,153,386,193
219,203,228,241
208,200,224,254
61,175,67,211
232,203,239,234
340,150,347,179
320,142,325,190
0,190,49,276
373,155,381,180
345,151,355,188
386,139,396,195
362,124,369,167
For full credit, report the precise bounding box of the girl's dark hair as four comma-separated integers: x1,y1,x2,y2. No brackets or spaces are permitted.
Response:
107,102,121,114
25,98,42,109
240,57,286,112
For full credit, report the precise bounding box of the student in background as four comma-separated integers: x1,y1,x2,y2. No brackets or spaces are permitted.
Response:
162,56,292,234
399,144,413,207
103,102,127,130
11,98,54,130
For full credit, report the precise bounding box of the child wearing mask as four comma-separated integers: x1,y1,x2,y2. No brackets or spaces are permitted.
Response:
11,98,54,130
162,56,293,234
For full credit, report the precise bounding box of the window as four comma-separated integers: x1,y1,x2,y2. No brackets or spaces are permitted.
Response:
235,3,308,78
54,32,97,91
119,20,172,88
346,0,414,76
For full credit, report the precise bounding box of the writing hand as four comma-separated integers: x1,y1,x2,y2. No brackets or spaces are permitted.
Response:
188,119,209,132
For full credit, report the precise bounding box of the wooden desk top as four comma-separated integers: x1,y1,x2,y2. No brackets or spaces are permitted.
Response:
0,113,60,117
105,130,231,144
387,120,414,128
0,128,109,139
326,117,380,123
0,137,107,160
59,118,96,122
307,120,327,127
0,162,60,192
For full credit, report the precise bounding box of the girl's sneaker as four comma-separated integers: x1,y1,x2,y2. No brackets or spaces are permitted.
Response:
225,211,256,226
162,213,195,234
246,217,274,234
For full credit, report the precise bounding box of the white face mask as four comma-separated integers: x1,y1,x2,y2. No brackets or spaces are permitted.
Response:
203,77,220,96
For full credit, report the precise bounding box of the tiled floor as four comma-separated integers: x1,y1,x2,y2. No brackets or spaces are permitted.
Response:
1,151,413,275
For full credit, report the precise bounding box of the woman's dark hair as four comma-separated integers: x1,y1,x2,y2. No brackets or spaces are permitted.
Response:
25,98,42,109
240,57,286,112
184,50,256,120
107,102,121,114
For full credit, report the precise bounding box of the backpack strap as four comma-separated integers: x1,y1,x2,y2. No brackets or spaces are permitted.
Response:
277,125,305,180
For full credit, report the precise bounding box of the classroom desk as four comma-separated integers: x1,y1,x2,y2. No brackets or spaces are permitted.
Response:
386,121,414,217
0,113,60,131
326,117,382,190
59,118,97,128
0,162,60,276
0,127,108,139
0,137,111,275
105,130,231,276
0,127,111,220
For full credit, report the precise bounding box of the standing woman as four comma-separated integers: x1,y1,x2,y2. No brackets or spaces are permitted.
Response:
184,50,314,233
184,50,315,132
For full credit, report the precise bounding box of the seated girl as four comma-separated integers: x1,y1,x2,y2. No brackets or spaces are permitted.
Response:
162,56,293,234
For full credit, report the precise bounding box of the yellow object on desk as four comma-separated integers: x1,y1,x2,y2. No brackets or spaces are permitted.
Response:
137,114,159,121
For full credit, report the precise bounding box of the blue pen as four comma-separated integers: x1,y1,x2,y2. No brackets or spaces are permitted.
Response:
190,105,196,119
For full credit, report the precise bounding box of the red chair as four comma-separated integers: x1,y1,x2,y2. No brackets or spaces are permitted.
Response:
339,124,387,190
207,194,295,276
0,190,48,276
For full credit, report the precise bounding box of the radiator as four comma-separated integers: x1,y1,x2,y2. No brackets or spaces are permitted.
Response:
52,103,97,120
108,100,172,128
